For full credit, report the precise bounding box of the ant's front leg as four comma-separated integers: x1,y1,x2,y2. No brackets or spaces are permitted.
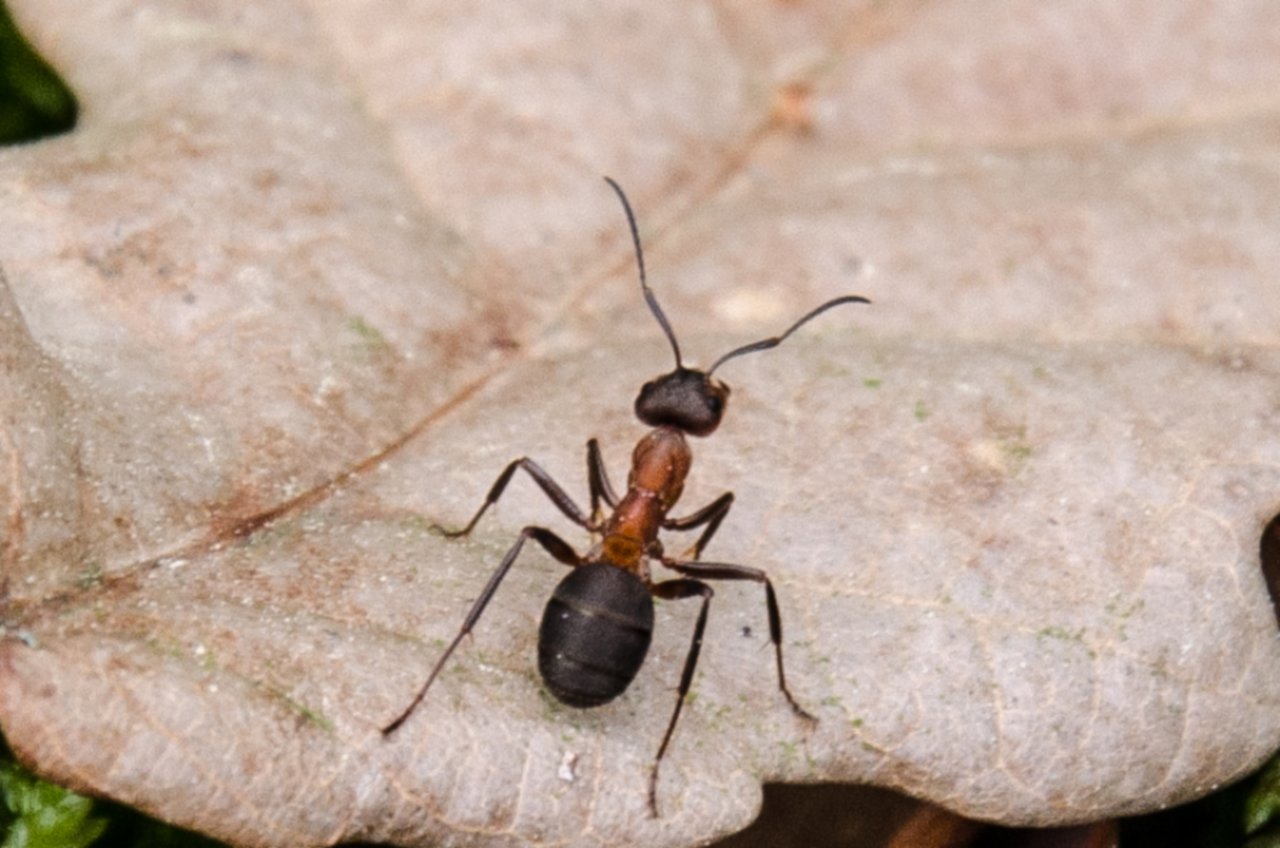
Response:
663,492,734,560
434,457,596,537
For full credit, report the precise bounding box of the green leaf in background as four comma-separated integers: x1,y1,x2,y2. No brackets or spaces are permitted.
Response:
1246,752,1280,844
0,0,78,144
0,758,106,848
1,742,228,848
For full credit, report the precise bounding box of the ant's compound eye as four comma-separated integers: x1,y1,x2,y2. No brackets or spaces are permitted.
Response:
634,368,728,437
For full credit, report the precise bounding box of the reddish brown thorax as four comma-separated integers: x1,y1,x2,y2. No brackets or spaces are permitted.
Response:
593,426,691,578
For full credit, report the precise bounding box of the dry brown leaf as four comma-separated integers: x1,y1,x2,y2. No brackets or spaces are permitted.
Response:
3,2,1280,846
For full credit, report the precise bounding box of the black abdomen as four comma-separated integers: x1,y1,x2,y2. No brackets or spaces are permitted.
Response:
538,563,654,707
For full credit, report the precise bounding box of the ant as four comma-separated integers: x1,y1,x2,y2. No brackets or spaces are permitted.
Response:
382,177,870,815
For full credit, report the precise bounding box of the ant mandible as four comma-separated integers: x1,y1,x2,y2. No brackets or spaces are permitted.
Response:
382,177,870,815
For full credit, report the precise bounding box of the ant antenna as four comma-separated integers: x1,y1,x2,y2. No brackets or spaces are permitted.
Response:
707,294,871,376
604,176,684,369
604,176,871,378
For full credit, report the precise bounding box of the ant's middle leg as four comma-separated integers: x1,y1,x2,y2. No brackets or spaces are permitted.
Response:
434,457,595,537
662,558,815,722
663,492,734,560
383,525,583,735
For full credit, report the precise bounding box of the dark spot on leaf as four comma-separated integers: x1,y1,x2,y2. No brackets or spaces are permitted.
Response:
219,48,255,65
252,169,282,191
770,81,815,135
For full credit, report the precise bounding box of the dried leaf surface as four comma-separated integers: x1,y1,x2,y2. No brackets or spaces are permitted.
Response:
2,2,1280,846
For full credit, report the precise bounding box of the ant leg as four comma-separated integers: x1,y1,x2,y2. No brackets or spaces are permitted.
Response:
586,438,619,522
382,525,583,735
435,458,595,537
662,559,815,722
663,492,734,560
646,578,714,817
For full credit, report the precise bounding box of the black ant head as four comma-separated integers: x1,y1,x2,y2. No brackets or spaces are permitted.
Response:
635,367,729,437
604,176,871,439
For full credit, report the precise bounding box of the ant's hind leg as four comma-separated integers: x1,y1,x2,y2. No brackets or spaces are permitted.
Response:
646,577,714,817
662,559,815,722
433,457,595,537
383,525,583,735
